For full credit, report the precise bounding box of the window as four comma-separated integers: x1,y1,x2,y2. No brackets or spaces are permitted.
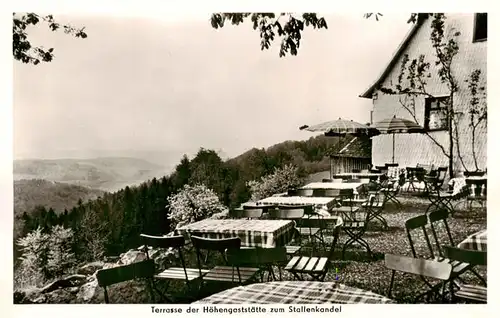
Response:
424,97,449,131
473,13,487,42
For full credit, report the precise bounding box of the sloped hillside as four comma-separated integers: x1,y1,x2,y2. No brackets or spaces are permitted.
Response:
13,157,169,192
14,179,106,216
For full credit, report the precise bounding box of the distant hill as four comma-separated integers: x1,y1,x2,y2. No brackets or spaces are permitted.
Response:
14,179,106,216
13,157,170,192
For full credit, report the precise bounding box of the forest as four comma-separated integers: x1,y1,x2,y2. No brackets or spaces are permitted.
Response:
15,134,370,270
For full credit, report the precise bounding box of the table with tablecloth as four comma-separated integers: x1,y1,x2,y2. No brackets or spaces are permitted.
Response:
257,196,338,210
193,281,394,304
332,173,382,181
458,229,487,251
301,182,364,197
448,176,487,196
174,219,296,248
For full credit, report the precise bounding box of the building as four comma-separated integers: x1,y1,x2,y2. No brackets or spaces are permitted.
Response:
328,136,372,175
360,13,487,177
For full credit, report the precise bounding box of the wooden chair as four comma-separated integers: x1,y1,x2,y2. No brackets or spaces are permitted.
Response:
190,236,259,285
337,193,372,259
362,190,388,230
228,247,288,282
270,205,316,256
434,167,448,189
405,214,447,298
444,246,487,303
139,234,208,301
428,211,485,285
96,259,155,304
384,254,452,303
285,223,341,281
465,179,487,211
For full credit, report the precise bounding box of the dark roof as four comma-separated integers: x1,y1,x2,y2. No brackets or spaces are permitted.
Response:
327,136,371,159
359,14,429,99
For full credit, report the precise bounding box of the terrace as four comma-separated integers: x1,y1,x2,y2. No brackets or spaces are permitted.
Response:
93,169,486,304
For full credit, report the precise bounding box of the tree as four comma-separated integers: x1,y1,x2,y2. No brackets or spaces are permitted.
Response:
465,70,487,171
247,164,304,201
13,13,87,65
379,14,487,176
46,225,76,277
166,184,228,229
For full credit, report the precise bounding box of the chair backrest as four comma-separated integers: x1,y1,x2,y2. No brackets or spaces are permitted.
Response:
296,188,314,197
312,189,326,197
436,167,448,181
444,246,487,266
428,209,454,257
384,254,452,298
231,208,263,219
367,190,386,209
270,205,310,219
140,234,185,250
96,259,155,303
404,215,434,259
191,235,241,252
139,234,190,282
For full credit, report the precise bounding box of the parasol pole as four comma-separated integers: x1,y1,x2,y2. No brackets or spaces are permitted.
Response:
392,132,395,164
330,155,333,179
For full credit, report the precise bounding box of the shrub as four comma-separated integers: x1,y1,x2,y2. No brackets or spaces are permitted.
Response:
247,164,303,201
15,225,76,290
167,184,228,229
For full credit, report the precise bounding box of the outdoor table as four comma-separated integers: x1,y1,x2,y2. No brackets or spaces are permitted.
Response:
331,173,381,182
258,196,338,210
301,182,363,198
193,281,394,304
174,219,295,248
448,176,487,196
458,229,487,251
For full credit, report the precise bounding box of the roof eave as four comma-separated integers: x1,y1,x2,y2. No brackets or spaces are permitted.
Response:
359,14,429,99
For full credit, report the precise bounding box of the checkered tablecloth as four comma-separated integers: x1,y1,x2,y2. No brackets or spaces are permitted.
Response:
193,281,394,304
258,196,337,210
332,173,382,180
458,229,487,251
302,182,363,192
174,219,295,248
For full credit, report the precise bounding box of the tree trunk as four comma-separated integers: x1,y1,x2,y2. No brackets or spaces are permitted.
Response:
448,101,454,178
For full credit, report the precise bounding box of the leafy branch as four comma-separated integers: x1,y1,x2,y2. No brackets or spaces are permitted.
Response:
13,13,87,65
210,13,328,57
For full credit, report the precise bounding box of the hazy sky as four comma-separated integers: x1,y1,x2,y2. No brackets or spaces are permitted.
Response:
13,13,412,163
